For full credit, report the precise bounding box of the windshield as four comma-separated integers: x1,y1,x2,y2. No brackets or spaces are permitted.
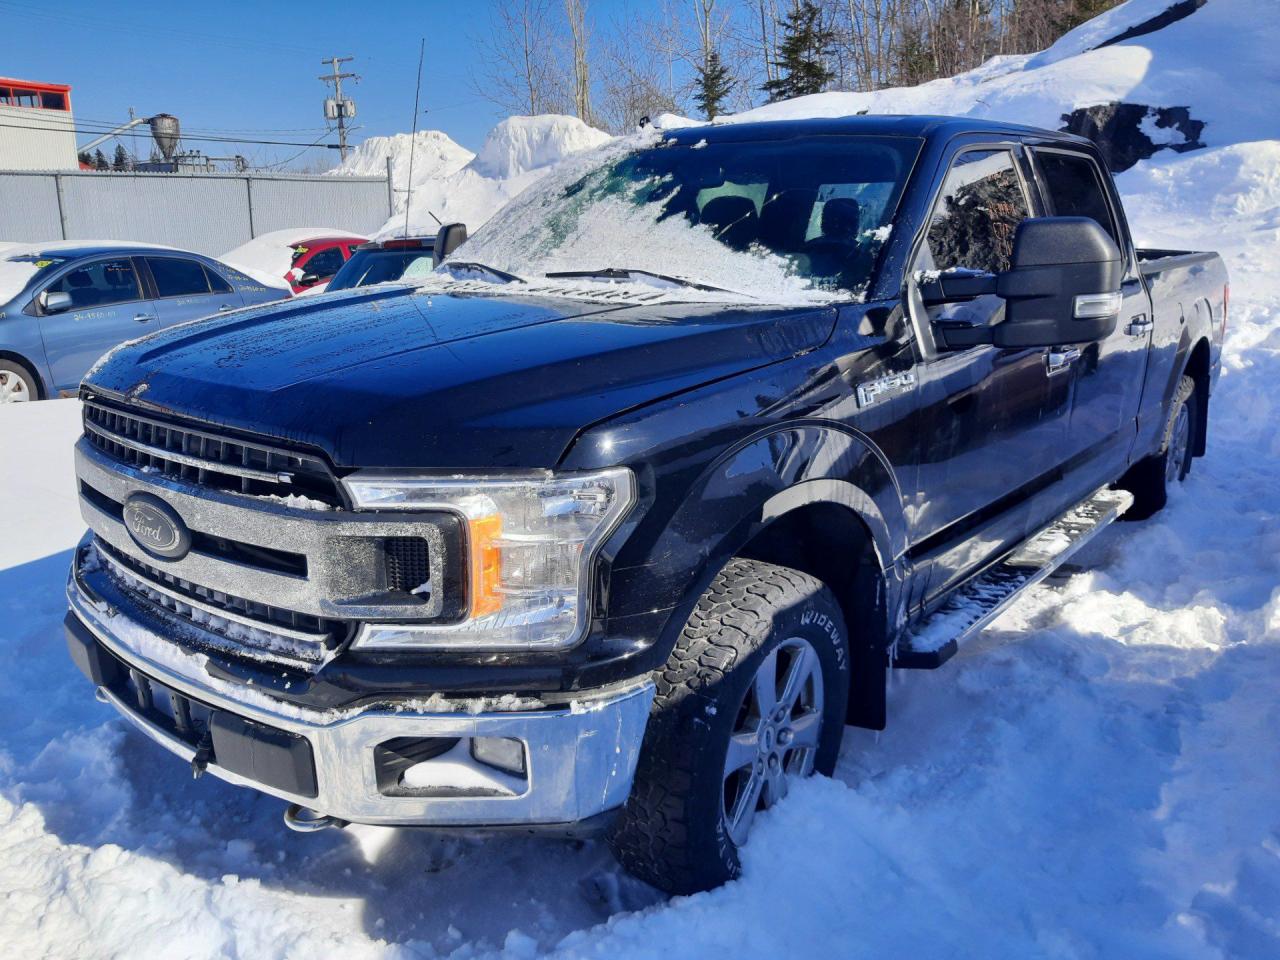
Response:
0,254,69,304
328,248,434,291
432,132,921,304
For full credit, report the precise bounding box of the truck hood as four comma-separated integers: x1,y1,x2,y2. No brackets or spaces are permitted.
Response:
85,284,836,469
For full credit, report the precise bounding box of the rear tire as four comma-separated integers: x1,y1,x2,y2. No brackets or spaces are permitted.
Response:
0,359,38,403
1119,374,1196,521
608,558,850,894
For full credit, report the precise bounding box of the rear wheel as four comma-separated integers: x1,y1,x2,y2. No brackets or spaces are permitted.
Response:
0,360,37,403
1120,374,1196,520
608,558,850,894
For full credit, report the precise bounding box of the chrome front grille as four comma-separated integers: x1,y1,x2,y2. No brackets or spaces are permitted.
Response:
95,538,348,668
82,400,342,508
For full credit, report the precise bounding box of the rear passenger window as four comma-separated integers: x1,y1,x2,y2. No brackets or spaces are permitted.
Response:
203,265,233,294
1035,151,1119,245
148,258,211,298
925,149,1030,274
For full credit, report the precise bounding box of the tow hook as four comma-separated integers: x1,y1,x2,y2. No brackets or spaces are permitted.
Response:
283,803,348,833
190,732,213,779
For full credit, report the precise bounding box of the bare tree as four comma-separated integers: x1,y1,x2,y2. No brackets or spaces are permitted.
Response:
470,0,564,115
596,9,681,131
564,0,594,124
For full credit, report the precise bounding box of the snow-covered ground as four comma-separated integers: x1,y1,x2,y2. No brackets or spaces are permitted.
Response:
3,1,1278,956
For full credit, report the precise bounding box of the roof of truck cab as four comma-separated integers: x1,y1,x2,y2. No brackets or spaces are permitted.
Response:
664,114,1091,146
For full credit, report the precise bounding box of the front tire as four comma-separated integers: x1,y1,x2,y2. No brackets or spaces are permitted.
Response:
0,360,38,403
609,558,850,894
1120,374,1197,521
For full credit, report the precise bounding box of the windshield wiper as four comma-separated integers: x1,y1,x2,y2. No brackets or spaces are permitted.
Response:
437,261,525,284
544,267,742,295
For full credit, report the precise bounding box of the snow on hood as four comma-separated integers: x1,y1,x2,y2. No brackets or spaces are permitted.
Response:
372,114,612,240
220,227,364,290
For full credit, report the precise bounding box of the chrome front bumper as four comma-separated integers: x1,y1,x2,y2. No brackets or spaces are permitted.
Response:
68,552,655,828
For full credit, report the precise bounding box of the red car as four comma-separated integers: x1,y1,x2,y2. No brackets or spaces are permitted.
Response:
284,236,368,294
221,230,369,296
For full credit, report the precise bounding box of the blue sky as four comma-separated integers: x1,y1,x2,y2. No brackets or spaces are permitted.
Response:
0,0,632,165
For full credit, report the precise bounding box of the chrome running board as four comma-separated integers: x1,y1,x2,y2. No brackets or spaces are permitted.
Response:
894,487,1133,669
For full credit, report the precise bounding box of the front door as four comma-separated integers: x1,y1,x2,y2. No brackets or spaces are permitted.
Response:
1030,148,1150,497
144,256,240,327
36,256,156,392
905,146,1073,605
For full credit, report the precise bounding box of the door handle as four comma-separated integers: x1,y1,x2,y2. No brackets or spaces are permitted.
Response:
1046,347,1081,374
1126,315,1154,337
218,304,235,312
133,313,155,323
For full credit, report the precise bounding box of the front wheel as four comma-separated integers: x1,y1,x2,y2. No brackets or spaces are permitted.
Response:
608,558,850,894
1119,374,1197,521
0,360,37,403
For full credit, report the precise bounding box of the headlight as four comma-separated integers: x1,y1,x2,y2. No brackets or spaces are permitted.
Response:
343,468,635,651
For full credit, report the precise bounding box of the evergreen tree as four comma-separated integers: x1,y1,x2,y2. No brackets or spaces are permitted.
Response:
694,50,734,120
762,1,836,103
112,144,130,171
93,149,109,171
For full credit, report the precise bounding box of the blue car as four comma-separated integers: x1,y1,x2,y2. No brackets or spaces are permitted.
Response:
0,243,284,403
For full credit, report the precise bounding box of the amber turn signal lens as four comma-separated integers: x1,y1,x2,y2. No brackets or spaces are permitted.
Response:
468,514,503,618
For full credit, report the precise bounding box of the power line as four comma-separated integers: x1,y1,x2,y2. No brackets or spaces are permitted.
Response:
0,117,340,149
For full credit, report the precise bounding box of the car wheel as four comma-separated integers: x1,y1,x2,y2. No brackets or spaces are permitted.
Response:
608,557,850,894
0,361,38,403
1119,374,1197,521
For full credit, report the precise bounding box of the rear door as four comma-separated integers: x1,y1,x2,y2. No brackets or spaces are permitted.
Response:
143,256,240,327
35,256,157,392
1028,147,1150,492
905,144,1074,604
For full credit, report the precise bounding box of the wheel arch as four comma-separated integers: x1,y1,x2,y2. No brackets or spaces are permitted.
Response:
1183,336,1212,457
0,350,46,399
613,424,907,730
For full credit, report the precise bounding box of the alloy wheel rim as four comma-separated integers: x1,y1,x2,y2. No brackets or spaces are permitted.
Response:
1166,403,1190,483
721,636,824,847
0,371,30,403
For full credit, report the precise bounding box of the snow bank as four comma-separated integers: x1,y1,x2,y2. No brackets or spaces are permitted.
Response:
220,227,363,291
374,114,611,239
330,130,474,228
723,0,1277,167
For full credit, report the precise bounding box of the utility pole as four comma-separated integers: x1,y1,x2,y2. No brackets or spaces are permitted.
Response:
319,55,359,162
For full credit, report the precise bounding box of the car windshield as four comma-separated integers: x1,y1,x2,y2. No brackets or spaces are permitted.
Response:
0,254,69,304
428,132,921,304
328,248,434,291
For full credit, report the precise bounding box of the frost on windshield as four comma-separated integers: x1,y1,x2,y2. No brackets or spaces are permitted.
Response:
415,131,919,306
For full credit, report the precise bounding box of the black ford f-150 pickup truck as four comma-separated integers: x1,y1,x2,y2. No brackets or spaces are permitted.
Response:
64,116,1227,893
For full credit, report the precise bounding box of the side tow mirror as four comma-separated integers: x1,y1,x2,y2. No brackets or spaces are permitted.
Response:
992,216,1123,348
40,290,73,314
433,222,468,266
299,273,321,286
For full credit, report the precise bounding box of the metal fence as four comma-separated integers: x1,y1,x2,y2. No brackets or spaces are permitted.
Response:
0,168,393,256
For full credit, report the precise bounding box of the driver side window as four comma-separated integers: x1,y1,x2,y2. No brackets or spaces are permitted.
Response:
923,150,1030,275
45,258,142,310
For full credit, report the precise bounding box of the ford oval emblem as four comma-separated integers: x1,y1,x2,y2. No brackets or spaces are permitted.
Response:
122,493,191,561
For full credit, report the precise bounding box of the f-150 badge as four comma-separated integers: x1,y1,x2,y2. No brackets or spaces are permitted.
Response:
856,370,916,408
